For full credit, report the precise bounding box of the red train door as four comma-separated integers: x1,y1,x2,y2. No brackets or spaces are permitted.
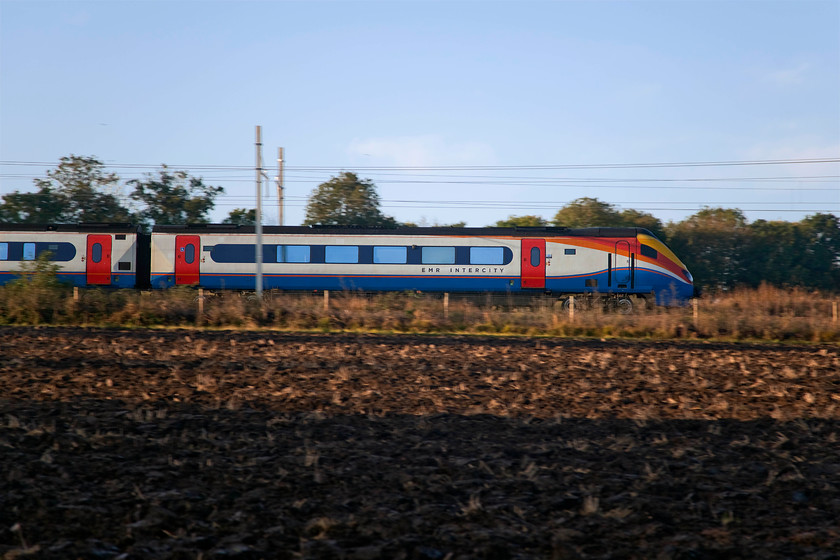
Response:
175,235,200,285
521,239,546,289
86,234,112,285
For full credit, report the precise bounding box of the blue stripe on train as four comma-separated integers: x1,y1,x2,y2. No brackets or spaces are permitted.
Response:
151,267,693,303
0,271,137,288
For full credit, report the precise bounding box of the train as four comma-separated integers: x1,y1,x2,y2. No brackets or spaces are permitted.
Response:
0,223,695,309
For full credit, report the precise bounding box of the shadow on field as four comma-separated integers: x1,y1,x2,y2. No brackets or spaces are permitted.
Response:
2,399,839,560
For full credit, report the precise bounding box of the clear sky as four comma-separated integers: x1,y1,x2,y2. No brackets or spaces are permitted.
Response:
1,0,838,227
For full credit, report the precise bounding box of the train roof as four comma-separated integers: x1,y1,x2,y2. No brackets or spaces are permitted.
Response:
0,223,141,233
152,224,658,239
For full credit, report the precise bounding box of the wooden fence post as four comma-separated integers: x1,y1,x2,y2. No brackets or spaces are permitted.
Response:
444,293,449,320
569,295,575,322
833,301,838,324
693,298,699,323
324,290,330,311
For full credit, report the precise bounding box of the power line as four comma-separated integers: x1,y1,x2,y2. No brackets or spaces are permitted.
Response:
2,156,838,171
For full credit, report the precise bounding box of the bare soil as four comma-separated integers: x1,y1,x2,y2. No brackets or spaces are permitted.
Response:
1,326,839,559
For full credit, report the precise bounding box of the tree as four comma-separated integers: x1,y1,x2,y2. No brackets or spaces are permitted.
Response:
797,213,840,290
303,172,397,227
223,208,257,225
551,197,623,228
129,166,224,226
665,207,750,292
0,155,132,223
617,209,665,239
746,219,804,287
492,215,548,227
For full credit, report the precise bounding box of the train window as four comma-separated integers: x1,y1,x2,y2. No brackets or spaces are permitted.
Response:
184,244,195,264
421,246,455,264
0,243,7,260
374,246,407,264
23,243,36,261
530,246,540,267
640,244,658,259
470,247,504,265
91,243,102,263
279,245,310,263
565,248,576,255
118,261,132,271
325,246,359,263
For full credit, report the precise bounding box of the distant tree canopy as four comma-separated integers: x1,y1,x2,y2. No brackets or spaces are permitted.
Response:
303,172,397,228
551,197,665,238
664,208,751,292
0,155,224,228
0,156,132,223
128,166,224,227
223,208,257,225
492,215,548,228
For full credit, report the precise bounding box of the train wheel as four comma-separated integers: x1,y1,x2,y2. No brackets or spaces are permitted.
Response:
615,297,634,314
557,297,572,312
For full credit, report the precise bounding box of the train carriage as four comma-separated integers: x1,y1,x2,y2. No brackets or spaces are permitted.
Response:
149,224,694,306
0,224,146,288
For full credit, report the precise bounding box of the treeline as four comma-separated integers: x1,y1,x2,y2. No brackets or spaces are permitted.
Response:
0,156,245,227
2,159,838,293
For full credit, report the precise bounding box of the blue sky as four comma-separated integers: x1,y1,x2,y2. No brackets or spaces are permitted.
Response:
1,0,838,227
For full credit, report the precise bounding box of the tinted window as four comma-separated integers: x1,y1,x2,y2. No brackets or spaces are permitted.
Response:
374,246,407,264
0,243,7,260
278,245,310,263
325,246,359,263
91,243,102,263
184,243,195,264
422,246,455,264
23,243,36,261
565,248,576,255
640,244,658,259
470,247,504,265
530,246,540,267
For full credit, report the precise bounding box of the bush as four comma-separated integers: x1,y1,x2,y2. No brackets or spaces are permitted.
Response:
0,253,72,324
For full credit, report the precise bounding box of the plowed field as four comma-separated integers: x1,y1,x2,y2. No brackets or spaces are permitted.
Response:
1,326,839,559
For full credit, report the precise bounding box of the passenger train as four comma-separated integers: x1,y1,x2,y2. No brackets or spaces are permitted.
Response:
0,223,695,308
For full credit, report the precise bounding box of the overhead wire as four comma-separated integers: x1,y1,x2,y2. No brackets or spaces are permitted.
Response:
1,157,838,217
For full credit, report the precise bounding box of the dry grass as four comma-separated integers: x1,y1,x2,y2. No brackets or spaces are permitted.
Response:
0,282,837,342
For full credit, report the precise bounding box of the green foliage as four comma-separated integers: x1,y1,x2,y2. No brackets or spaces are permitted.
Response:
0,155,133,223
223,208,257,225
0,253,71,324
552,197,620,227
129,166,224,226
664,207,751,291
303,172,397,227
551,197,664,237
492,215,548,227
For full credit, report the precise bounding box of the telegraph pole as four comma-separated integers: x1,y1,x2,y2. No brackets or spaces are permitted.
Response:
255,126,263,299
276,147,285,225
